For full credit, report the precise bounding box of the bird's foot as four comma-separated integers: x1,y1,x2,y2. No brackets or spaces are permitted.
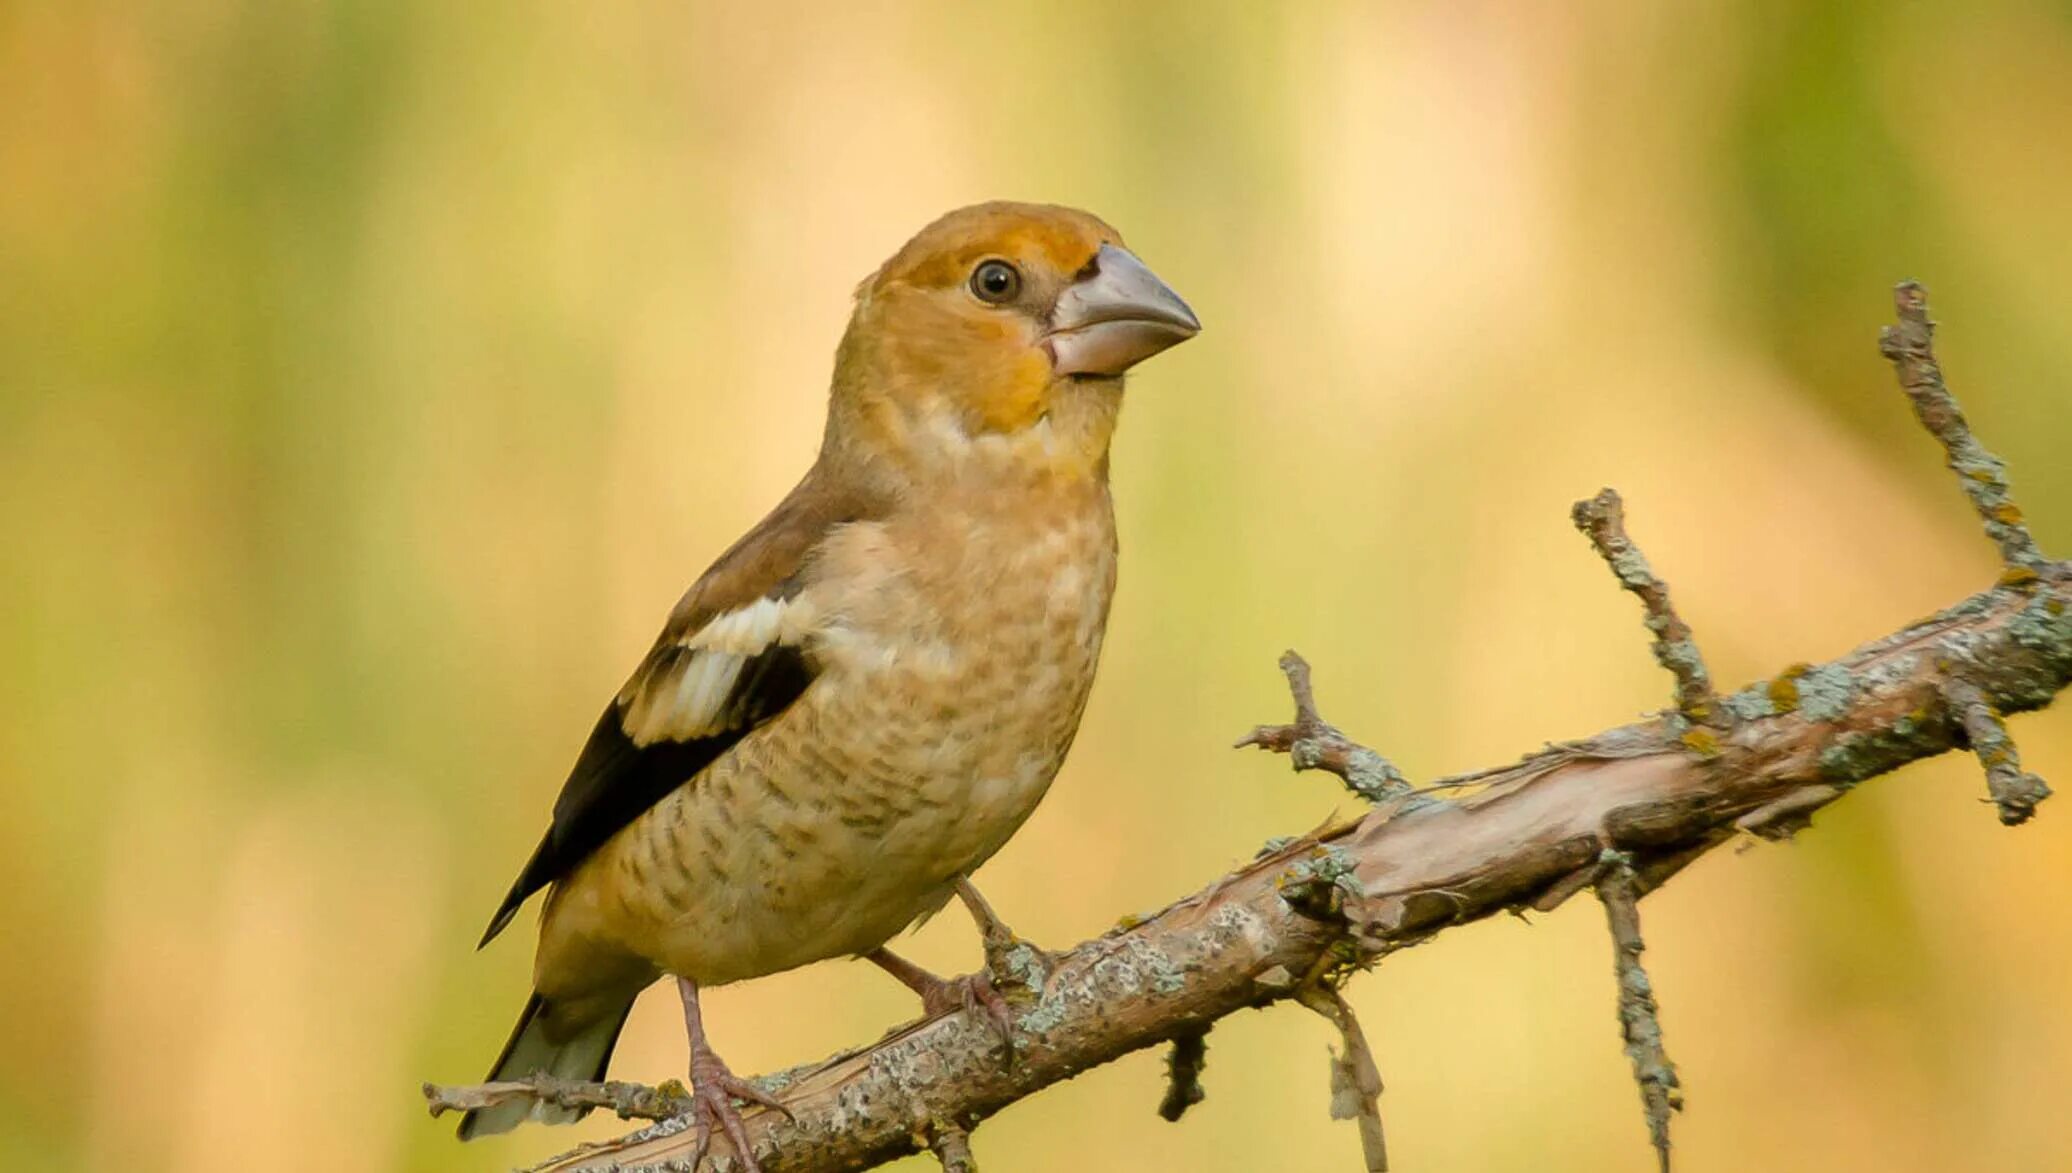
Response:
682,1048,789,1173
866,948,1016,1054
676,975,789,1173
953,968,1017,1050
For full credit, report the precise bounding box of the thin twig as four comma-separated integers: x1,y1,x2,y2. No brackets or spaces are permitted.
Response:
1571,489,1718,724
1157,1029,1210,1122
422,1074,690,1123
1879,282,2049,571
1596,855,1682,1173
1296,984,1387,1173
1944,678,2052,825
1236,651,1411,803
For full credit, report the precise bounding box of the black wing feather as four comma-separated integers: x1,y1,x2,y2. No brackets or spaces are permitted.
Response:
477,642,813,947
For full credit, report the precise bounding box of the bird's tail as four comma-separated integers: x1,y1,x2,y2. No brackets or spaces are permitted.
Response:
457,990,636,1141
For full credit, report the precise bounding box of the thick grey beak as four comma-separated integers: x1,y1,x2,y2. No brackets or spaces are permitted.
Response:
1045,243,1200,377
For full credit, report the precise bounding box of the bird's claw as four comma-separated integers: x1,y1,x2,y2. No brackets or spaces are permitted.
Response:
905,967,1017,1058
962,968,1018,1057
683,1054,789,1173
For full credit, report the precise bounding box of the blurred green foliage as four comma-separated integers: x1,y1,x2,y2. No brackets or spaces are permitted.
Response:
4,3,2071,1171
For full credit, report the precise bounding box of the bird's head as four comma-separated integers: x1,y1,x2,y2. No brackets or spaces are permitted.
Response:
826,201,1199,484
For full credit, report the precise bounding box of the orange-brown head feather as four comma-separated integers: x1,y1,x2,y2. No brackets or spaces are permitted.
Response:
823,202,1196,488
860,202,1122,297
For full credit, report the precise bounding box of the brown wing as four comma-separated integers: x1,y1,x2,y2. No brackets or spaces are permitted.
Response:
478,469,871,947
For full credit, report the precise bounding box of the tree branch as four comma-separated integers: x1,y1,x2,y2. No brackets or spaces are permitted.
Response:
427,284,2064,1172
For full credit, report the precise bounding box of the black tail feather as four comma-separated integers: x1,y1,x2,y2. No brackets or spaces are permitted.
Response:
457,991,634,1140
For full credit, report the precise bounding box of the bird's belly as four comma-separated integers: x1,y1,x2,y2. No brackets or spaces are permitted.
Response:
578,557,1109,986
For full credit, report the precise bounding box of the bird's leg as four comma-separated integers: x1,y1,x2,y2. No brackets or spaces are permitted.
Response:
676,976,788,1173
954,877,1015,950
955,877,1036,986
866,947,1015,1048
865,947,960,1016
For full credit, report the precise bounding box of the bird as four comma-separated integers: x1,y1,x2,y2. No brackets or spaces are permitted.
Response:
460,201,1200,1168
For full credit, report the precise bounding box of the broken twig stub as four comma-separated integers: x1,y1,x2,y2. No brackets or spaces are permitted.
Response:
928,1124,977,1173
1944,678,2052,825
1157,1029,1210,1122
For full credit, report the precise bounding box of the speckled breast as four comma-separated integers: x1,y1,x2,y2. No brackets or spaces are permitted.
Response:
616,492,1118,985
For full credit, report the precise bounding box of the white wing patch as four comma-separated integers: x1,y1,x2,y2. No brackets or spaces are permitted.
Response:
620,595,818,747
682,595,815,655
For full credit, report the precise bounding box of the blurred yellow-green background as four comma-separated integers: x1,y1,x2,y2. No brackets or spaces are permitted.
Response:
8,2,2072,1170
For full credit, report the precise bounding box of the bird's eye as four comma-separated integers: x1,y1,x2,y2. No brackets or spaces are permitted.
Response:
970,260,1022,304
